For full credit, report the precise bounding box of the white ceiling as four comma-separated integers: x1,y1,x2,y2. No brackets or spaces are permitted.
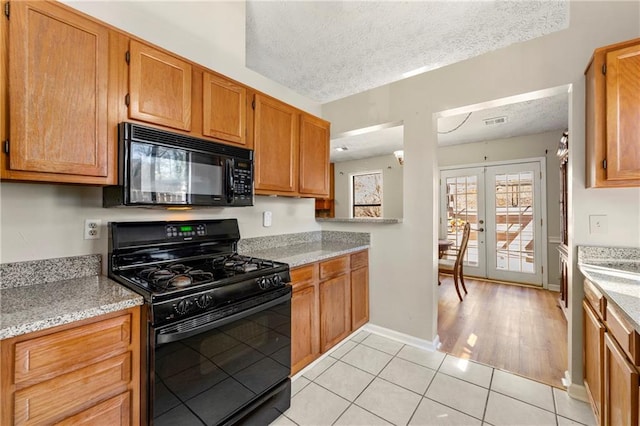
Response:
331,123,404,163
438,93,568,146
330,93,568,162
246,1,569,103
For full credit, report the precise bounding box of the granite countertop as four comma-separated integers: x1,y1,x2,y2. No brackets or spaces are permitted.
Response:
241,240,369,267
0,275,143,340
578,246,640,333
317,218,402,224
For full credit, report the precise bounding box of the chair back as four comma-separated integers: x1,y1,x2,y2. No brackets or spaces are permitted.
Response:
454,222,471,269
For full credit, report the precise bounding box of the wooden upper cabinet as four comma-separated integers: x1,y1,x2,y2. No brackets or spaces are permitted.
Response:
128,39,192,131
202,72,247,145
605,44,640,181
586,38,640,188
299,113,330,197
5,1,112,182
254,94,299,194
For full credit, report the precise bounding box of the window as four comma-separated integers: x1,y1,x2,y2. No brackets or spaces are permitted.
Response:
352,171,382,217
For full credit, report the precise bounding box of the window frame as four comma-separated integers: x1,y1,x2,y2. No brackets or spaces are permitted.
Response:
350,170,383,218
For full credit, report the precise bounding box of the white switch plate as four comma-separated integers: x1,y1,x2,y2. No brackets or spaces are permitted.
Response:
263,211,272,227
84,219,102,240
589,215,607,234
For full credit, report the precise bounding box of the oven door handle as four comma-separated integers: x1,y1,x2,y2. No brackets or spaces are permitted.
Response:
156,292,291,345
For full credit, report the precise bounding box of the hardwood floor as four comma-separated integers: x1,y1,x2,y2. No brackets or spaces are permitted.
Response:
437,276,568,388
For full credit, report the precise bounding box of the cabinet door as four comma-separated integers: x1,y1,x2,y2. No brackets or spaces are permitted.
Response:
351,266,369,330
8,1,109,179
202,72,247,145
605,44,640,181
299,114,330,197
603,333,639,426
253,94,299,194
583,301,604,423
292,283,319,375
128,40,192,131
319,274,351,352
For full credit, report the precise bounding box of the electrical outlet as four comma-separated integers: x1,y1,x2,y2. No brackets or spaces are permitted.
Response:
84,219,102,240
263,211,272,227
589,215,607,234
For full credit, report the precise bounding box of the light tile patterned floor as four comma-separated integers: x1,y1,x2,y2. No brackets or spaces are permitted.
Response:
274,331,596,426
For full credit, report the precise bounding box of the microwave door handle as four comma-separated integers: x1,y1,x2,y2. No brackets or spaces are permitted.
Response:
226,159,235,203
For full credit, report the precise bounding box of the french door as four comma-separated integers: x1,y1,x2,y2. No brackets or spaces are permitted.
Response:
440,161,544,286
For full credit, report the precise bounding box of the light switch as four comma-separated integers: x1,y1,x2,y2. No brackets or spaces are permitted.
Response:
263,211,272,227
589,215,607,234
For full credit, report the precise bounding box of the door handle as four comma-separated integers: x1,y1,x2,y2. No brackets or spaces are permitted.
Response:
479,220,484,224
478,228,485,232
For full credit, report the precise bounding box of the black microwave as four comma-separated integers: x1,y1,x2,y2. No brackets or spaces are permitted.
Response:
103,123,253,208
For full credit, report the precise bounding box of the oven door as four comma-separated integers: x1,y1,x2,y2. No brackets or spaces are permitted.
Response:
151,289,291,426
126,140,228,206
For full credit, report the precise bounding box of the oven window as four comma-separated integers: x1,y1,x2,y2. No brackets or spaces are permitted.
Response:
153,300,291,425
128,142,223,204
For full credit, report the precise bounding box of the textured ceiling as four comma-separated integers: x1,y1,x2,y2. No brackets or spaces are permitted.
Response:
438,93,568,146
246,1,569,103
331,124,404,162
330,93,568,162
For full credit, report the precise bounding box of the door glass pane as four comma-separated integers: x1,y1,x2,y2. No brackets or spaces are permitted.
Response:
444,175,478,266
494,171,535,273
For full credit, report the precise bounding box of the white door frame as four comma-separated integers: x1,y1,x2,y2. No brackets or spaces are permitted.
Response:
439,156,548,289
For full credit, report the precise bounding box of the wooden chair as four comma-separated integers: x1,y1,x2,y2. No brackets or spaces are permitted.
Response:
438,222,471,301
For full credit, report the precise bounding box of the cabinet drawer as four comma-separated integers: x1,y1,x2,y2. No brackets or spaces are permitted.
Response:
56,392,131,426
319,256,349,280
291,264,316,290
350,251,368,270
14,313,132,386
606,303,640,366
14,352,131,425
584,279,606,319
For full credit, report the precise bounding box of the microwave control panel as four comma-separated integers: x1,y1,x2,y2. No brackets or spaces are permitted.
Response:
233,160,253,199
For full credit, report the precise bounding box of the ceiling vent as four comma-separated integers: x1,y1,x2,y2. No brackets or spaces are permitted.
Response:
483,116,508,126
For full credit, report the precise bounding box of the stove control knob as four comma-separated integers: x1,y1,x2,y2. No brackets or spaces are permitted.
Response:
257,277,272,289
175,299,192,315
196,294,213,309
272,274,283,287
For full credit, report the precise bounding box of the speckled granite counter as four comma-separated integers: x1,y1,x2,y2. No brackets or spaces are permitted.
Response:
0,255,143,339
578,246,640,333
239,231,370,267
317,218,402,224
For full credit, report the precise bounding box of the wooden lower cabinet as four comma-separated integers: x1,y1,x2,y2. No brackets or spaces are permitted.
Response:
319,274,351,352
604,333,639,426
350,251,370,330
1,307,141,426
291,264,319,376
290,250,369,373
584,278,640,426
583,300,605,423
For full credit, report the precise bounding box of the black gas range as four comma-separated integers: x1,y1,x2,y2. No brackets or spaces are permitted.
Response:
108,219,292,425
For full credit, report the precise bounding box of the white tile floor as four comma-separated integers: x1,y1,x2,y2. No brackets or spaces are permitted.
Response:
274,331,596,426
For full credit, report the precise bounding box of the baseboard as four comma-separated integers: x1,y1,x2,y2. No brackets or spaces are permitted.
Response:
562,370,589,402
548,283,560,292
363,323,439,351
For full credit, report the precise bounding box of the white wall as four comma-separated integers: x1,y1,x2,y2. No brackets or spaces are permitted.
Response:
438,130,564,287
0,183,317,265
333,155,404,219
321,1,640,391
0,0,323,265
